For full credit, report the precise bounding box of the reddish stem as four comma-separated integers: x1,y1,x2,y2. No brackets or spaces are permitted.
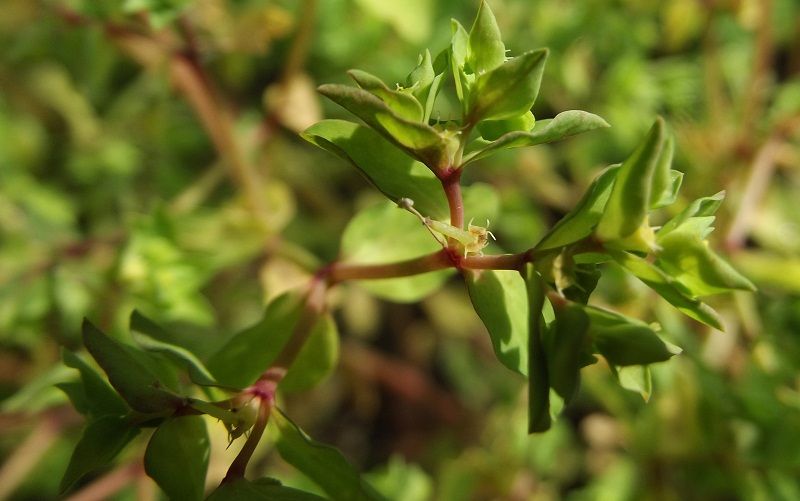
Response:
222,398,271,483
441,169,464,229
329,249,453,283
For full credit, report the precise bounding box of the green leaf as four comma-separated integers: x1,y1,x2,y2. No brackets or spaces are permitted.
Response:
477,111,535,141
82,320,182,413
341,201,453,302
657,230,756,296
1,365,71,414
348,70,423,122
144,416,209,501
208,478,327,501
545,302,591,402
302,120,448,220
280,314,339,393
524,265,551,433
449,19,470,104
584,305,679,366
464,110,609,166
317,84,448,169
649,134,679,209
405,50,443,122
651,170,684,209
596,118,666,251
615,365,653,402
657,191,725,236
273,409,387,501
534,165,619,251
612,251,724,329
62,350,129,417
467,49,548,123
130,311,219,386
467,0,506,74
60,415,139,493
464,269,529,375
206,293,300,389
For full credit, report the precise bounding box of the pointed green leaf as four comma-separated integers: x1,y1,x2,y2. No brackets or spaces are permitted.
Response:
612,251,724,329
450,19,470,103
524,265,551,433
477,111,535,141
651,170,684,209
144,416,209,501
82,320,182,413
535,165,619,251
405,50,443,122
302,120,448,219
467,0,505,74
280,314,340,393
317,84,447,168
207,293,297,389
208,478,327,501
273,409,387,501
657,230,756,295
467,49,548,123
463,110,609,166
348,69,423,122
341,201,453,302
60,415,139,493
596,118,666,250
649,134,678,209
545,303,590,402
464,269,529,375
62,350,129,417
615,365,653,402
130,311,219,386
584,305,678,366
657,191,725,236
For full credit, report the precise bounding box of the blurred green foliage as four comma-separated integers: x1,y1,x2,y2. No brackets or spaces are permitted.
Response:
0,0,799,499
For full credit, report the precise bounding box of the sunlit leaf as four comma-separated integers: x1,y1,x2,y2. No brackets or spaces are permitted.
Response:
467,0,506,74
464,269,529,375
348,70,423,122
477,111,535,141
464,110,609,166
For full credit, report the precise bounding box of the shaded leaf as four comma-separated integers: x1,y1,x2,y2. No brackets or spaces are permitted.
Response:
545,303,590,402
302,120,448,219
208,478,327,501
464,110,609,166
584,305,679,366
82,320,182,413
144,416,209,501
62,350,129,417
524,265,551,433
464,269,529,375
615,365,653,402
280,314,340,393
273,409,386,501
60,415,139,493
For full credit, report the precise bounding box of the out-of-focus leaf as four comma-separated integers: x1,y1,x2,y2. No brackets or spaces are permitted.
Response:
615,365,653,402
279,314,339,393
62,350,129,417
545,302,591,402
467,49,548,122
649,133,675,209
464,269,529,375
340,201,452,303
584,305,679,366
525,265,551,433
354,0,431,43
60,415,139,493
317,84,448,168
464,110,609,166
651,170,684,209
144,416,209,501
367,455,433,501
732,252,800,293
207,478,327,501
301,120,448,219
467,0,506,75
535,165,619,251
273,409,386,501
1,365,72,414
596,118,666,251
348,70,423,122
612,251,723,329
82,320,182,413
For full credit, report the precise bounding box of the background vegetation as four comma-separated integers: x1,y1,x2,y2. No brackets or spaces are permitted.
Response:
1,0,799,499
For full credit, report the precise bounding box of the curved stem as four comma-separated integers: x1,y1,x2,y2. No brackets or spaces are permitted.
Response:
222,398,271,483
